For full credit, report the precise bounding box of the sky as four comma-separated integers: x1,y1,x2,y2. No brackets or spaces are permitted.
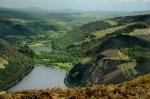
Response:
0,0,150,11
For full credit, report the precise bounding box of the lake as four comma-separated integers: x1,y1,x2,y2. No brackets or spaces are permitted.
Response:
8,66,66,91
33,47,52,52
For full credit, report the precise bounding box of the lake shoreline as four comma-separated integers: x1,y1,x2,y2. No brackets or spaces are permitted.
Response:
35,64,70,71
7,66,66,91
4,66,34,91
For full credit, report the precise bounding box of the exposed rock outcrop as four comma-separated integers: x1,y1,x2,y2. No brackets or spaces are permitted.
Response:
66,35,150,87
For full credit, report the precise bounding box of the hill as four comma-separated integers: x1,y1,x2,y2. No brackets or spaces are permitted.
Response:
66,14,150,87
0,39,34,91
67,14,150,54
1,7,150,47
0,8,63,45
66,35,150,86
0,74,149,99
0,7,37,20
52,14,150,49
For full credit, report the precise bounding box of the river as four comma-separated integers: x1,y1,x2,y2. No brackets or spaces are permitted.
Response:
8,66,66,91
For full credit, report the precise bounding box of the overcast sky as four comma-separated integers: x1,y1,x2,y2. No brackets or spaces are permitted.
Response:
0,0,150,11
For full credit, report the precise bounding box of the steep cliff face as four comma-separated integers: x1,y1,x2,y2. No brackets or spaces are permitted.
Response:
66,35,150,87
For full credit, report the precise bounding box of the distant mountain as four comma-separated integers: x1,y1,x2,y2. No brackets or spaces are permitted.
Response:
17,7,49,12
1,7,150,18
0,7,62,44
15,7,80,14
14,7,50,17
0,7,37,19
49,9,81,13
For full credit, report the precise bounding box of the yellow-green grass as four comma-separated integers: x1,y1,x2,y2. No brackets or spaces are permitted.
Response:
130,28,150,35
74,38,92,45
104,19,118,26
79,57,92,64
101,50,130,61
52,62,72,69
0,58,8,69
118,61,137,79
91,23,146,39
91,25,125,39
29,41,52,48
129,28,150,41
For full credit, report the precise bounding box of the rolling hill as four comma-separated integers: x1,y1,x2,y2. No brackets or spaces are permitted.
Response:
0,8,64,45
66,14,150,87
0,7,150,47
67,14,150,54
52,14,150,49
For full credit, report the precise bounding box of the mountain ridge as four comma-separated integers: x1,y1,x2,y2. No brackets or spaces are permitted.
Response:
66,14,150,87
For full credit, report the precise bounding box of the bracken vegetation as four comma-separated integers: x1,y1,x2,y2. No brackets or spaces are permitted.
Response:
0,74,150,99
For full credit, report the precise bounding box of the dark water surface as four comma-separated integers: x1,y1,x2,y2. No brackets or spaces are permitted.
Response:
8,66,66,91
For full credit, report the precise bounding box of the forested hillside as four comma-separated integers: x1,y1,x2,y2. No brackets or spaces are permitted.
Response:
0,39,34,91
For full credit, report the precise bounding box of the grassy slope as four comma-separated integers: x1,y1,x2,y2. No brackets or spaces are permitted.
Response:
0,39,33,91
0,74,149,99
66,14,150,86
35,51,82,70
43,14,150,70
68,14,150,54
50,13,150,50
66,35,150,86
1,9,149,70
0,8,68,46
0,18,61,44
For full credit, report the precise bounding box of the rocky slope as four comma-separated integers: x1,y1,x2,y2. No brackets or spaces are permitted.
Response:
67,35,150,86
66,14,150,87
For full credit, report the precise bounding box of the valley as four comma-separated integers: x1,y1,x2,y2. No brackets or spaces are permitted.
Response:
0,7,150,98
